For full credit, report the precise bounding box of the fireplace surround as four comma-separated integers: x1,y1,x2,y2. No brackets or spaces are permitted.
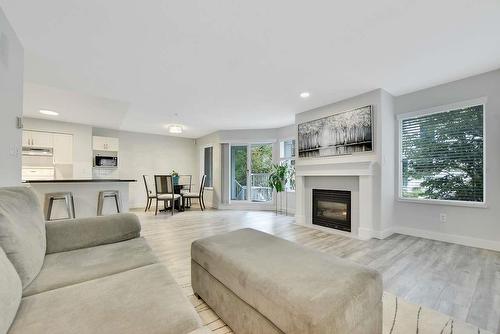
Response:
312,189,351,232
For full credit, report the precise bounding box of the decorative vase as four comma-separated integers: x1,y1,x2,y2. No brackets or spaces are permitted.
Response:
173,175,179,185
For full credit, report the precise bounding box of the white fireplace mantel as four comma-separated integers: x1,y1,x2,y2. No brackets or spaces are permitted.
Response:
295,160,374,177
295,159,376,240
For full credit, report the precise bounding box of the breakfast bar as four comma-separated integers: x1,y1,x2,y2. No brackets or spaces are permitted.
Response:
24,179,136,219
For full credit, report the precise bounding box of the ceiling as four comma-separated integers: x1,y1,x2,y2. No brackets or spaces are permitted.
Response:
1,0,500,138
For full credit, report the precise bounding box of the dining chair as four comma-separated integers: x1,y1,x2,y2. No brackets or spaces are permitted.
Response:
143,175,157,212
182,175,207,211
179,174,193,206
154,175,182,215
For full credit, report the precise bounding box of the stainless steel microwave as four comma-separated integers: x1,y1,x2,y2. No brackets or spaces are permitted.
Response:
95,156,118,167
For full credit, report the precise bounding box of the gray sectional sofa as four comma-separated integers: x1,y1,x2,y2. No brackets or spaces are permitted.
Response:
0,187,210,334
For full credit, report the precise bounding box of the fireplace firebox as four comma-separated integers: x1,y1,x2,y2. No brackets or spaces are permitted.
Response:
312,189,351,232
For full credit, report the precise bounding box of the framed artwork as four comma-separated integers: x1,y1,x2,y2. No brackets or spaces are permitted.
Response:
298,105,373,158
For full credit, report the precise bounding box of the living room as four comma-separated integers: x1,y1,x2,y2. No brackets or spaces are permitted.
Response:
1,1,500,334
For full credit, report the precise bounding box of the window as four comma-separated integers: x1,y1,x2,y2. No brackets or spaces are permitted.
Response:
204,146,213,188
280,139,296,191
399,103,484,204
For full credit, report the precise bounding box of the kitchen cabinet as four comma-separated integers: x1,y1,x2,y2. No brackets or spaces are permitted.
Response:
93,136,119,151
23,131,53,148
53,133,73,164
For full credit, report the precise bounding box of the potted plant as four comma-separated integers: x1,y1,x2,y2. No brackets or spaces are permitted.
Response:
171,170,179,186
268,163,289,215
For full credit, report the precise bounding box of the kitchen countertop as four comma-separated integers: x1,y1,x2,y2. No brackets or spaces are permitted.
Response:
24,179,137,183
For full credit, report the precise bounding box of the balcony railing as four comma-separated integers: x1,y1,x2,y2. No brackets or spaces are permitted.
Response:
232,173,272,202
250,173,272,202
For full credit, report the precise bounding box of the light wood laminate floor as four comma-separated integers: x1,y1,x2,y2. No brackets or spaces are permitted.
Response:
135,208,500,333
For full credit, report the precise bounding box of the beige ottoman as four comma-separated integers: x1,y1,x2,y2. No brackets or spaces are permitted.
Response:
191,228,382,334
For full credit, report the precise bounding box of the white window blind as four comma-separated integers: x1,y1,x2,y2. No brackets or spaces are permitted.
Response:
400,104,484,203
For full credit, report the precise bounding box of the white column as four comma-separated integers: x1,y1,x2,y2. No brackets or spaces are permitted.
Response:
295,175,306,225
357,175,374,239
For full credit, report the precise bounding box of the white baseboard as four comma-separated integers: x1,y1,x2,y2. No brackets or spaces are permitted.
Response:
393,226,500,252
357,227,374,240
371,227,395,239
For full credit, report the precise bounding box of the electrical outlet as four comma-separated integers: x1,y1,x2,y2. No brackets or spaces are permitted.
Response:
439,213,447,223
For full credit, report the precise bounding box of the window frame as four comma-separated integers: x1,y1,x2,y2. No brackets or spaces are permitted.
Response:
397,97,487,208
279,138,296,193
202,145,214,189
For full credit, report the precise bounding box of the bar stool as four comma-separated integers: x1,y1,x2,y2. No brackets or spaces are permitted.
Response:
44,192,76,221
97,190,121,216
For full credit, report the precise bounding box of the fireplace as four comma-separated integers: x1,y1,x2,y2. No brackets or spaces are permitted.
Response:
312,189,351,232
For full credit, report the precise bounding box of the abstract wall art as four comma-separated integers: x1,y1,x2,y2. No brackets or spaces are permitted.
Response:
298,105,373,158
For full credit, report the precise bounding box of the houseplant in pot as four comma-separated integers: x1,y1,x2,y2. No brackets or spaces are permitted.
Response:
171,170,179,186
268,163,289,215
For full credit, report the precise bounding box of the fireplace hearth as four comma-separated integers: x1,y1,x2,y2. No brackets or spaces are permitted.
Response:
312,189,351,232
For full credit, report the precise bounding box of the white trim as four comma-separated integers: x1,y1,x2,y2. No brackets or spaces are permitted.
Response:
397,197,487,208
228,142,274,205
296,154,377,166
371,227,395,239
396,97,487,120
296,161,374,176
397,98,487,207
224,139,277,144
200,145,214,188
358,227,374,240
393,226,500,252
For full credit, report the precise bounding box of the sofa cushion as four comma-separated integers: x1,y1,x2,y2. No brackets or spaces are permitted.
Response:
45,213,141,254
0,187,46,288
191,228,383,334
23,237,158,297
9,264,206,334
0,246,22,334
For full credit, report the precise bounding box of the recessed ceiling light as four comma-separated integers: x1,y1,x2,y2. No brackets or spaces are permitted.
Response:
300,92,310,98
168,125,183,134
39,109,59,116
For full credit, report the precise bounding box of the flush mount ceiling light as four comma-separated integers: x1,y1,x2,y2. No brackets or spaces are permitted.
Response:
168,124,183,134
39,109,59,116
300,92,310,99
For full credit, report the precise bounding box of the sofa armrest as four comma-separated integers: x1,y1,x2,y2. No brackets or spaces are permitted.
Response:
45,213,141,254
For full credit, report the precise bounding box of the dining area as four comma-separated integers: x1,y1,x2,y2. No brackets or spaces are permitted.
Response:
143,173,207,215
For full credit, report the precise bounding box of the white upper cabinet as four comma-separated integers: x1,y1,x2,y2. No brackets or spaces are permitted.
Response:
53,133,73,164
93,136,119,152
23,130,53,148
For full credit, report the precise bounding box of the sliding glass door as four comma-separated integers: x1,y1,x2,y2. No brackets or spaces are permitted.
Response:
231,143,273,202
231,145,248,200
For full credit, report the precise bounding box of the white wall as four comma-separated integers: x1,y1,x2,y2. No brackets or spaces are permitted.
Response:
393,69,500,250
0,8,23,186
93,127,198,208
23,118,93,178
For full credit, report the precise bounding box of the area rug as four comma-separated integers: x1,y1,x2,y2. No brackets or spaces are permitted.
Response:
382,292,491,334
187,287,492,334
